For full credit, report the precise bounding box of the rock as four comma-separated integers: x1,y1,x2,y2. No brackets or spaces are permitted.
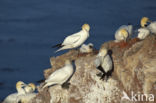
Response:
31,35,156,103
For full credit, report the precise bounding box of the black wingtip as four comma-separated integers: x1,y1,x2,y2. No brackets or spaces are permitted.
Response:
51,43,63,48
36,79,45,83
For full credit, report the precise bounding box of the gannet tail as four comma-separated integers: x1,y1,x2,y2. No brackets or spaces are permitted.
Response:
42,82,56,89
55,47,64,53
52,43,63,48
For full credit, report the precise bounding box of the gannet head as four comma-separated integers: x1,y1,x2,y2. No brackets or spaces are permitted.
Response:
16,81,25,89
16,81,26,94
82,24,90,31
120,29,128,41
65,60,71,65
141,17,151,27
99,48,108,57
28,83,36,91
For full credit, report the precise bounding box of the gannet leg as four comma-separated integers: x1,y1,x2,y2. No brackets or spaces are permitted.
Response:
61,82,71,89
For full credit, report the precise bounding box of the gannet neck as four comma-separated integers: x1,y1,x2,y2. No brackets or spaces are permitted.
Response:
141,17,150,27
82,24,90,31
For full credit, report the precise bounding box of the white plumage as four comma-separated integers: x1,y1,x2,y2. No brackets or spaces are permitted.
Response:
43,60,74,89
24,83,36,93
115,24,133,42
53,24,90,52
137,28,150,40
115,28,129,42
147,21,156,34
118,25,133,36
94,48,113,81
79,43,93,53
16,93,36,103
2,81,26,103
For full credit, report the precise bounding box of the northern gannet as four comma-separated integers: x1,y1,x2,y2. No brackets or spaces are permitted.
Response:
79,43,93,53
94,48,113,81
115,28,129,42
24,83,36,93
52,24,90,52
2,81,26,103
115,24,133,39
42,60,74,89
141,17,156,34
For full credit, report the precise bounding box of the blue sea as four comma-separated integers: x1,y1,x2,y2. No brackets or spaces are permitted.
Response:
0,0,156,100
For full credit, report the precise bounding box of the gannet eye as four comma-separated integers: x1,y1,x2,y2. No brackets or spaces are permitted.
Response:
89,45,93,48
144,24,148,27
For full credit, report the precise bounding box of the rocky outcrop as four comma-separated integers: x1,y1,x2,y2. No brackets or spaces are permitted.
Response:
31,35,156,103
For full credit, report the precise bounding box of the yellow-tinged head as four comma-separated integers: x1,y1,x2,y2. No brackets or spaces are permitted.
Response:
99,48,108,56
120,29,128,40
82,24,90,31
28,83,36,91
141,17,151,27
16,81,25,90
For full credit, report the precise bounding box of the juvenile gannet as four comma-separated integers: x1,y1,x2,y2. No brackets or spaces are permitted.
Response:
94,48,113,81
42,60,74,89
52,24,90,52
24,83,36,93
2,81,26,103
79,43,93,53
141,17,156,34
137,28,150,40
115,28,129,42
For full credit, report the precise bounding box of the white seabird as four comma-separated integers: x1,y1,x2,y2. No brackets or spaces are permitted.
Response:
115,24,133,38
2,81,26,103
24,83,36,93
137,28,150,40
141,17,156,34
115,28,129,42
52,24,90,52
42,60,74,89
94,48,113,81
79,43,93,53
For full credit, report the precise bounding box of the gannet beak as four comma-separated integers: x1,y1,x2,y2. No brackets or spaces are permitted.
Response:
21,83,26,88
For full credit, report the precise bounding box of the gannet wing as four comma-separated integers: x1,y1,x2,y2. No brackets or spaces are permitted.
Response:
45,67,69,83
94,57,101,67
62,32,81,45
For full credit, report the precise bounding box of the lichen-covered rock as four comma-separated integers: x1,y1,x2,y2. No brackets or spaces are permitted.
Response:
31,35,156,103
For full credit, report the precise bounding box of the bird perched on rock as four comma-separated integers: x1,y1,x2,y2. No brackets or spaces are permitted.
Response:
115,24,133,39
94,48,113,81
52,24,90,52
141,17,156,34
115,28,129,42
2,81,26,103
79,43,94,53
42,60,74,89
